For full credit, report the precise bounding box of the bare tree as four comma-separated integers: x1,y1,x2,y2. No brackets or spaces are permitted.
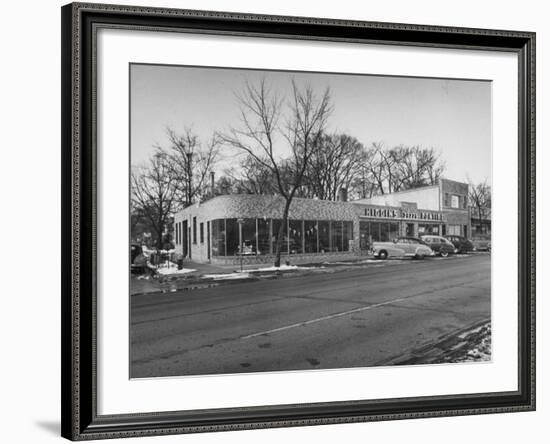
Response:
300,133,364,200
390,145,445,190
468,179,492,233
363,143,445,195
362,142,393,195
131,149,178,249
218,78,332,267
223,155,286,195
165,127,220,208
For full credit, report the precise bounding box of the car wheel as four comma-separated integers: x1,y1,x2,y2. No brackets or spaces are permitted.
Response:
440,250,449,257
378,250,388,260
415,253,425,260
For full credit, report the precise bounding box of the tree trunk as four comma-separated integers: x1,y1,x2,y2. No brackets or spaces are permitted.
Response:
156,220,165,250
273,199,291,267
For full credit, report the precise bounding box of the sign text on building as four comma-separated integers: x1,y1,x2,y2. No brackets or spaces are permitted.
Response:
363,207,444,221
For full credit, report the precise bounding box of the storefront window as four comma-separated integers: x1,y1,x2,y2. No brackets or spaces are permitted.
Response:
304,220,318,253
342,221,353,252
370,222,382,242
331,221,343,252
380,222,390,242
419,224,440,235
211,219,226,256
288,219,303,254
388,222,399,241
318,220,330,253
257,218,271,255
271,219,288,254
447,224,461,236
359,221,371,250
225,218,239,255
240,218,257,255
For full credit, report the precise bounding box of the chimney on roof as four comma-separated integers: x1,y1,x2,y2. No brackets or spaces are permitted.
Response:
210,171,215,196
338,187,348,202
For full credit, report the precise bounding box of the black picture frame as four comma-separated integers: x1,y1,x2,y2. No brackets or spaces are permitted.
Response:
61,2,536,440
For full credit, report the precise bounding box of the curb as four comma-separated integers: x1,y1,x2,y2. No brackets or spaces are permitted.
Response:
131,282,221,297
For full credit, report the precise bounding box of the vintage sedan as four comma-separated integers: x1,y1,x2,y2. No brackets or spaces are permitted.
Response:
445,235,475,253
371,237,435,260
420,235,457,257
472,236,491,251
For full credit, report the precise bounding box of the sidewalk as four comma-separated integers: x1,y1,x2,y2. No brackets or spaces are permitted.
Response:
130,252,488,296
130,259,331,296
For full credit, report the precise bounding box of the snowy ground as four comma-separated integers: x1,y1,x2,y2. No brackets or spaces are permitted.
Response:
155,262,196,276
437,322,492,363
249,264,314,272
381,320,492,366
202,264,314,280
202,272,252,280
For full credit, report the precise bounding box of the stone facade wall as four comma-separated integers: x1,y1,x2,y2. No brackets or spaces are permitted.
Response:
176,195,357,221
211,251,357,266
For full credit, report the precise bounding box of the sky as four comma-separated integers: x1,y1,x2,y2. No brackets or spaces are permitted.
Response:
130,64,492,185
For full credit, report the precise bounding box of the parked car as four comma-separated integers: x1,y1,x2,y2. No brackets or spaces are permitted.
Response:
131,244,149,274
371,237,434,260
472,236,491,251
420,235,457,257
445,235,475,253
131,244,143,263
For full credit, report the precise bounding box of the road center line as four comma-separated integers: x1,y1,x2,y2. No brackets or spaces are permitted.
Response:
240,297,407,339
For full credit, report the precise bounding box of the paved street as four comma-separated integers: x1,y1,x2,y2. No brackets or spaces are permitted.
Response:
130,254,490,378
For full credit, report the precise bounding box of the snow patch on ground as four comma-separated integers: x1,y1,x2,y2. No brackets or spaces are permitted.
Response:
249,264,313,272
202,264,314,280
441,322,491,363
203,273,252,280
156,263,196,275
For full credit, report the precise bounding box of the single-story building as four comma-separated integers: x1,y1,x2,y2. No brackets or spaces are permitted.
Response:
173,178,471,265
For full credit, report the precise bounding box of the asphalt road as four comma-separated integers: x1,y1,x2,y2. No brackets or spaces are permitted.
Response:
130,254,491,378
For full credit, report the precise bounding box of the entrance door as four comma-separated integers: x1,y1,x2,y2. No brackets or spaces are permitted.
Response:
207,221,211,261
188,226,191,259
406,223,415,237
181,220,188,258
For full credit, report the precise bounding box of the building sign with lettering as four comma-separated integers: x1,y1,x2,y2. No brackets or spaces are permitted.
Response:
362,206,444,222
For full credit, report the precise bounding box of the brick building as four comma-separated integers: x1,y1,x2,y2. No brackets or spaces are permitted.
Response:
173,178,471,265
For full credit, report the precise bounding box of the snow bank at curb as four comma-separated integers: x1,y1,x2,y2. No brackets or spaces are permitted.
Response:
156,264,196,275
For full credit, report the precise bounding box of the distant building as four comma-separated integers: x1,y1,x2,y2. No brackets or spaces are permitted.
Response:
356,178,471,237
173,178,471,264
470,206,491,237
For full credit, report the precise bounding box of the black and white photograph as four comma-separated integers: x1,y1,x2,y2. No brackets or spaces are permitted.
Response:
129,65,492,379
